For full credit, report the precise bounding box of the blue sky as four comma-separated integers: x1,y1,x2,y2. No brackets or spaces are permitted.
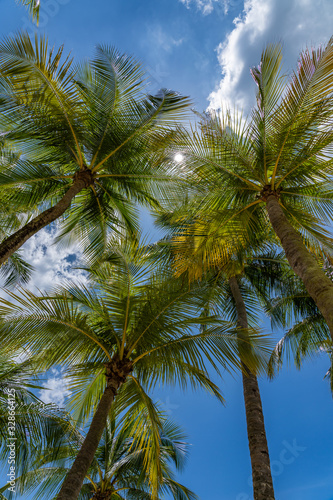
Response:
0,0,333,499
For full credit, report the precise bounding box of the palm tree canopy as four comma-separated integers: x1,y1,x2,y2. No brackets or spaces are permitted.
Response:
159,39,333,267
1,402,197,500
0,238,244,403
81,410,197,500
154,39,333,339
0,32,191,258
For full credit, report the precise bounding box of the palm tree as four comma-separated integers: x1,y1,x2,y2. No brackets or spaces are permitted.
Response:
4,405,197,500
192,256,281,500
165,39,333,338
153,203,312,499
225,252,333,497
0,32,191,265
0,238,248,500
149,228,279,499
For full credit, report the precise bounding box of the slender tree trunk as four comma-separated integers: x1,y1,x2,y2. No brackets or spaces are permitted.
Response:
228,276,275,500
0,169,94,266
266,193,333,340
56,356,132,500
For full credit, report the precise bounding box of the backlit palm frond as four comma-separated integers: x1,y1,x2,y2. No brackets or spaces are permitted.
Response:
268,313,331,379
66,364,106,426
0,32,82,163
274,130,333,189
279,181,333,222
0,250,34,287
251,43,286,118
0,354,79,479
278,199,333,255
160,479,198,500
113,381,163,495
0,288,112,370
54,182,139,259
167,116,260,193
270,37,333,187
16,0,40,23
158,197,268,280
99,403,196,499
0,467,68,500
266,269,332,380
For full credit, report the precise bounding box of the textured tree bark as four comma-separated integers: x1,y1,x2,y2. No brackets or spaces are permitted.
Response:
266,194,333,340
92,490,112,500
229,276,275,500
56,356,132,500
0,169,94,266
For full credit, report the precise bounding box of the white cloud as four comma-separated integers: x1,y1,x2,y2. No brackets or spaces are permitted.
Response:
18,229,88,409
142,24,185,87
0,226,88,409
146,25,184,54
12,348,31,364
39,367,71,408
180,0,230,15
208,0,333,112
17,226,88,293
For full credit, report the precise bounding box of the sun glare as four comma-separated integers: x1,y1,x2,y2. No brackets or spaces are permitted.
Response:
174,153,184,162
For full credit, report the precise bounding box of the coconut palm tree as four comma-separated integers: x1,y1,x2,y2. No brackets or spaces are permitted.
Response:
0,238,253,500
0,32,191,265
152,208,304,499
2,405,197,500
185,258,278,500
165,39,333,338
220,252,333,497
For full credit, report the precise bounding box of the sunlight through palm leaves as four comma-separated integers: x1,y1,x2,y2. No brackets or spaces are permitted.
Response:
0,32,191,265
159,39,333,339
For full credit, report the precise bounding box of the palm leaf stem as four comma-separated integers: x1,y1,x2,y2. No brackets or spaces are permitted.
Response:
91,93,168,173
190,152,260,191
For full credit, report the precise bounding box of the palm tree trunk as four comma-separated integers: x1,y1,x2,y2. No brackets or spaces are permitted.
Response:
92,490,112,500
266,194,333,340
0,169,94,266
228,276,275,500
56,356,132,500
